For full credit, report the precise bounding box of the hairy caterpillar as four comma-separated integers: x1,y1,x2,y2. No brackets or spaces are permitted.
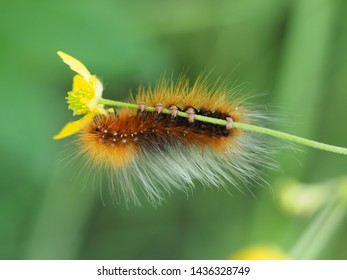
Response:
54,51,347,205
80,85,270,204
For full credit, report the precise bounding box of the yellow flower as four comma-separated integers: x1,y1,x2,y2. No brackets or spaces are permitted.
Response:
230,245,288,260
53,51,105,140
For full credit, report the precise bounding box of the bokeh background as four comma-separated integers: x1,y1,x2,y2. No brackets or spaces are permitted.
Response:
1,0,347,260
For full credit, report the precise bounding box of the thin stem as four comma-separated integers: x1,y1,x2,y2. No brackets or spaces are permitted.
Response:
98,98,347,155
98,98,227,125
232,123,347,155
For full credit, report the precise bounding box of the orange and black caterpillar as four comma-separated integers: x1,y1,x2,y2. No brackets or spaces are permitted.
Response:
77,79,272,205
83,98,237,168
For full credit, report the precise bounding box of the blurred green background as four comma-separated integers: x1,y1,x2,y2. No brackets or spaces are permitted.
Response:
1,0,347,260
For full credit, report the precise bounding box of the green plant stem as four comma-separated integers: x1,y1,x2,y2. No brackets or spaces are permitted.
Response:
98,98,347,155
233,123,347,155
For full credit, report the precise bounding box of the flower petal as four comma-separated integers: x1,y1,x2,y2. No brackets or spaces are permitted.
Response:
231,245,288,260
57,51,91,82
53,119,85,139
93,76,103,98
72,74,93,92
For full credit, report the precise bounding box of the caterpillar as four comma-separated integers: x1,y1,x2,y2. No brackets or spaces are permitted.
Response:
79,85,270,205
54,51,347,205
